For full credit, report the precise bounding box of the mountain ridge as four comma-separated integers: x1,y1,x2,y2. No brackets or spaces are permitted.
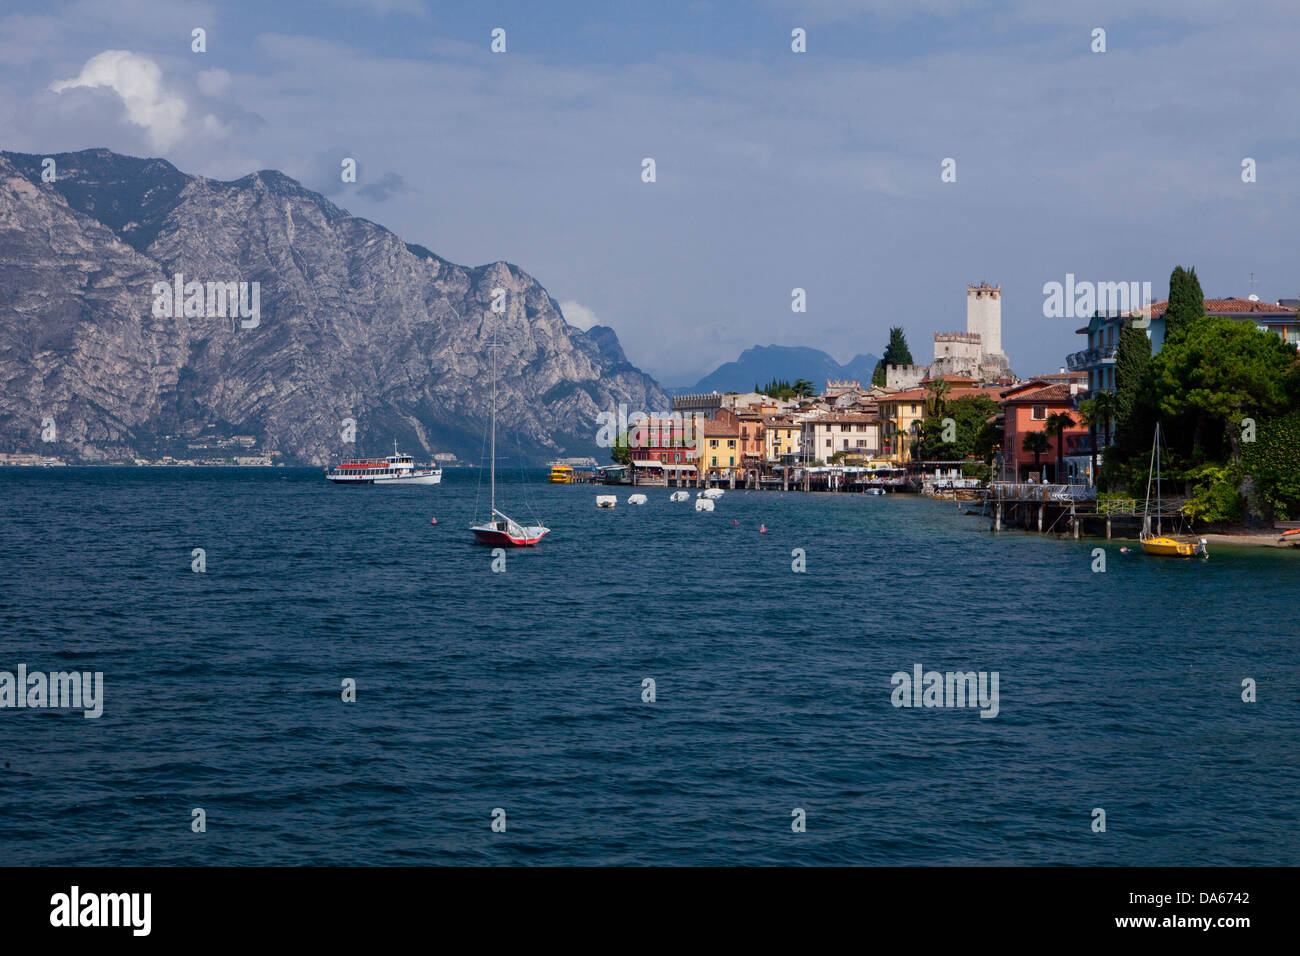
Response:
0,147,667,464
681,344,880,395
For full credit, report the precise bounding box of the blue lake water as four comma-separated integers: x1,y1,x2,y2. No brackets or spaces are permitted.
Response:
0,467,1296,865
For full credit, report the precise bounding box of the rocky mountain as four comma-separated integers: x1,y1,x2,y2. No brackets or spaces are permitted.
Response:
687,345,880,395
0,148,667,464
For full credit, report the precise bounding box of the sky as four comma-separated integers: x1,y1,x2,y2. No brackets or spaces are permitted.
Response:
2,0,1298,386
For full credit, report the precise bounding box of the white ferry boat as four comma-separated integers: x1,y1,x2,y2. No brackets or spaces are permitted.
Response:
326,442,442,486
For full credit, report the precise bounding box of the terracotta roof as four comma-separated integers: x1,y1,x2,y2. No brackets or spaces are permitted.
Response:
1000,383,1074,405
807,414,880,424
700,418,740,436
879,386,988,403
1147,297,1296,317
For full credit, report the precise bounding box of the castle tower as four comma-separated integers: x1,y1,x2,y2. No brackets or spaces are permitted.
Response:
966,283,1002,358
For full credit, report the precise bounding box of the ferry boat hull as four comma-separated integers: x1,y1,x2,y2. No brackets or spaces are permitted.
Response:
326,443,442,485
328,471,442,485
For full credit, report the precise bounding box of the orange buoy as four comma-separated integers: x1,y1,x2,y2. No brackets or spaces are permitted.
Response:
430,517,438,525
759,524,767,534
732,519,739,525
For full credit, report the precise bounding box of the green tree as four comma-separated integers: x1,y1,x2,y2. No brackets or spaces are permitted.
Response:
915,394,999,461
1076,393,1116,487
1113,321,1152,442
924,377,951,418
1044,412,1076,483
1149,315,1300,463
610,432,632,465
792,378,815,398
872,327,914,385
1021,431,1050,477
1163,265,1205,345
1241,410,1300,520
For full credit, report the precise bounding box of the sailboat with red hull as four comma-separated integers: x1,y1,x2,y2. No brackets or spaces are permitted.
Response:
470,335,549,547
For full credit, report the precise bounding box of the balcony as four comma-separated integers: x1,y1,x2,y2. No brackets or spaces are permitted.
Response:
1065,344,1118,371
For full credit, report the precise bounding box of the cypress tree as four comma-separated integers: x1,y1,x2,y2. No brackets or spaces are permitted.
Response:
1114,321,1151,438
1163,265,1205,345
884,326,914,366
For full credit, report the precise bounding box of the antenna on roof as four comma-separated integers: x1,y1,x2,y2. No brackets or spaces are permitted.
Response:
1249,272,1259,302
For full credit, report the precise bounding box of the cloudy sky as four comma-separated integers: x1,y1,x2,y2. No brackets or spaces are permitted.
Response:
2,0,1297,385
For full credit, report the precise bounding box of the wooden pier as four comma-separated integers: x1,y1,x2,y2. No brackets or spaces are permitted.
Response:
980,482,1184,539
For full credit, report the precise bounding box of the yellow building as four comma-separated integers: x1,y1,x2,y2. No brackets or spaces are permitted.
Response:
763,417,801,460
699,409,741,476
875,391,927,463
875,379,988,462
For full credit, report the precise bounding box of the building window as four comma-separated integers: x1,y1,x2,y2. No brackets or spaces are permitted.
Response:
727,439,736,448
710,456,717,466
1031,405,1046,420
729,456,735,466
709,439,718,448
825,439,832,448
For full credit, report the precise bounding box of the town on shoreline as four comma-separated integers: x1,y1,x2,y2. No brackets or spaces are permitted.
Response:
588,278,1300,548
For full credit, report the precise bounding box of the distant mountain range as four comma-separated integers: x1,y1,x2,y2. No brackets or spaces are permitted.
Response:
676,345,880,395
0,148,667,464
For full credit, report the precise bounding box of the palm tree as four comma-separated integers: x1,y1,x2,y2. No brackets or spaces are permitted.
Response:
1044,412,1076,483
1021,431,1050,480
1091,390,1116,447
1076,398,1101,487
924,377,951,418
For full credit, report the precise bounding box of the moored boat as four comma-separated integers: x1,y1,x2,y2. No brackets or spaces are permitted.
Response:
1139,423,1207,559
470,333,549,547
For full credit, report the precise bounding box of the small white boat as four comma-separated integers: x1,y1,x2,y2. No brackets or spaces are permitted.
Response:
627,494,647,505
596,495,617,508
699,488,724,499
669,491,689,502
864,488,886,496
695,498,715,512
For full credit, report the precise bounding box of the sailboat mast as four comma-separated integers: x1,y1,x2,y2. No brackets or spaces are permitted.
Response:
490,335,496,517
1155,423,1162,537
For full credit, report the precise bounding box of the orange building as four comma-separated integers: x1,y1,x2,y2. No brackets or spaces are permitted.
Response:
998,382,1089,482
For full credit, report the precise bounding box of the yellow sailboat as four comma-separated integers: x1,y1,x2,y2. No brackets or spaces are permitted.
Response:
1139,423,1208,558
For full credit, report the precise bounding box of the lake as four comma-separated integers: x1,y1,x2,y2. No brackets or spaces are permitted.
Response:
0,467,1296,865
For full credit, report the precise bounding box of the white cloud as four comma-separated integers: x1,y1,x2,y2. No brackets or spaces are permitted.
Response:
50,50,187,149
196,68,231,97
559,300,600,331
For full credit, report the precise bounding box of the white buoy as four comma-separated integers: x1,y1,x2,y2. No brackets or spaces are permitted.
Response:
628,493,647,505
596,495,617,508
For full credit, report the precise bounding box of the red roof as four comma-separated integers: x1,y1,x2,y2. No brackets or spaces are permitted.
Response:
1149,297,1295,317
1000,384,1074,405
